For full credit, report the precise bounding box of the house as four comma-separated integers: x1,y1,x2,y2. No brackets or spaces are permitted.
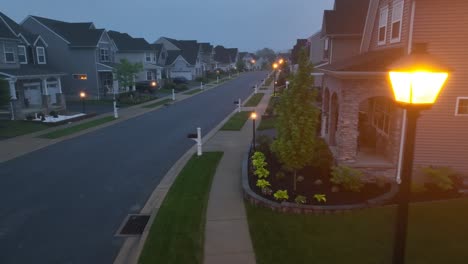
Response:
21,15,119,99
238,52,257,71
199,42,214,73
108,30,161,85
154,37,202,80
308,31,326,87
290,39,310,73
213,45,238,72
0,12,66,120
317,0,468,181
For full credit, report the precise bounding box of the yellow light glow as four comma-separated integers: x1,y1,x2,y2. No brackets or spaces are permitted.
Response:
389,71,448,105
251,59,256,64
151,81,157,87
251,112,257,120
279,59,284,64
79,92,86,98
273,63,278,69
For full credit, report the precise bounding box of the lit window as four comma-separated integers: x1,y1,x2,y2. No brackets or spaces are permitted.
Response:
372,97,394,135
378,6,389,45
100,48,109,62
146,71,154,80
4,47,15,63
18,45,27,64
36,47,46,64
456,98,468,115
390,1,404,43
73,74,88,80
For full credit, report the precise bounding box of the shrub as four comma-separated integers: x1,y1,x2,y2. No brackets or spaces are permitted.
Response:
256,179,271,189
313,194,327,203
49,111,59,118
261,187,273,196
330,165,364,192
275,171,286,181
273,190,289,201
256,134,273,154
251,151,269,179
163,82,176,90
421,166,457,191
311,138,334,176
175,84,188,91
411,183,428,193
294,195,307,204
195,77,209,83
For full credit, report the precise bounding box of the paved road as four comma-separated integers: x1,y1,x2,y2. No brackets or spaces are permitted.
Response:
0,71,268,264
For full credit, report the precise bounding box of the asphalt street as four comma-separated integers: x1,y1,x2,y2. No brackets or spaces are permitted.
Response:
0,71,268,264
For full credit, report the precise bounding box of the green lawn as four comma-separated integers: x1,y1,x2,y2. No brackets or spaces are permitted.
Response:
39,116,115,139
0,120,49,139
244,93,265,107
246,198,468,264
257,116,276,131
221,111,252,131
142,98,173,108
139,152,224,264
183,88,203,95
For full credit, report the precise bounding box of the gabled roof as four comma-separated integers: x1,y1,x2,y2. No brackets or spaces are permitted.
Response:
174,40,199,65
150,43,163,53
0,12,38,44
214,45,238,64
322,0,370,37
29,16,104,47
165,50,182,65
200,42,213,53
318,47,404,72
108,30,151,52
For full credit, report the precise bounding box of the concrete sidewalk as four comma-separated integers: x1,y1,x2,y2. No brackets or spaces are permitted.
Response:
0,77,235,163
203,89,272,264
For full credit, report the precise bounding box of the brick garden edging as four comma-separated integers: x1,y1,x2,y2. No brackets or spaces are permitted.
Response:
241,150,399,214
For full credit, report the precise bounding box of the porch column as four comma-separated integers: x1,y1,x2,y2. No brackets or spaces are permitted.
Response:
41,77,50,111
57,77,63,93
132,75,136,91
8,79,17,100
336,85,360,163
42,78,49,95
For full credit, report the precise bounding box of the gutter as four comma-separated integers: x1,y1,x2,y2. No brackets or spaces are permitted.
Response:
318,68,387,79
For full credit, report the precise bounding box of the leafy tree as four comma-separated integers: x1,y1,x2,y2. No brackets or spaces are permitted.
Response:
0,79,11,107
236,59,246,72
255,48,276,63
113,59,143,92
271,49,320,191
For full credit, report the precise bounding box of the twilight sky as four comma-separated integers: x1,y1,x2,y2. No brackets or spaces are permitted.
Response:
2,0,334,52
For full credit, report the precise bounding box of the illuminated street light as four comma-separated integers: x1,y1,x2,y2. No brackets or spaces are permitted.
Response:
79,91,87,113
250,112,257,152
388,44,449,264
272,63,279,96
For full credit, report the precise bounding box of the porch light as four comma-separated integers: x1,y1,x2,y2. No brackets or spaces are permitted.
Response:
250,112,257,152
272,63,278,69
251,59,256,64
151,81,157,87
388,43,450,264
278,58,284,64
250,112,257,120
79,91,86,98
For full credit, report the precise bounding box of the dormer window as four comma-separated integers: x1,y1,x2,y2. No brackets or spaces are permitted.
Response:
4,47,15,63
36,47,46,64
100,48,109,62
390,0,404,43
18,46,27,64
378,6,389,45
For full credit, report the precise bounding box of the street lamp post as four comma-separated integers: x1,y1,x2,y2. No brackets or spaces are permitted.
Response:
216,70,220,83
272,63,278,96
79,91,86,113
388,44,449,264
250,112,257,152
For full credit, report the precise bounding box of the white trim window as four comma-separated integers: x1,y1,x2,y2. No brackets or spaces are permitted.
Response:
18,45,27,64
152,52,157,62
100,48,110,62
4,46,15,63
36,46,46,64
145,52,151,62
390,0,404,43
73,74,88,80
378,6,389,46
146,71,154,81
455,97,468,116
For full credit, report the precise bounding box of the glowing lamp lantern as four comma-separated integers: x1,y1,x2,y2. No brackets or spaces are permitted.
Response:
151,81,157,87
272,63,278,69
79,91,86,99
278,58,284,64
388,47,449,107
250,112,257,152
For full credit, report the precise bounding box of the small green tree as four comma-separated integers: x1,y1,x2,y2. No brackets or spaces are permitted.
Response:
271,49,320,191
0,79,11,107
236,59,246,72
113,59,143,92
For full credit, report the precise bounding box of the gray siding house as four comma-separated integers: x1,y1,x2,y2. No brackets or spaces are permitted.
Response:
0,12,66,120
21,15,118,99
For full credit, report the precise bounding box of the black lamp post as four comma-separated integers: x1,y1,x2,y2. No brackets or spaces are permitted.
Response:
250,112,257,152
388,44,449,264
272,63,278,96
79,91,87,113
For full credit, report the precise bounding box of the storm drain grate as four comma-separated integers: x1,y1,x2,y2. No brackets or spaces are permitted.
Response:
116,214,151,236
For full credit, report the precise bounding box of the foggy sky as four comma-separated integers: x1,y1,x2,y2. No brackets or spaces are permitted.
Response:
1,0,334,52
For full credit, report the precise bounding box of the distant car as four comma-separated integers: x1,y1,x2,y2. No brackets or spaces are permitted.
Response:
172,76,188,84
135,80,159,93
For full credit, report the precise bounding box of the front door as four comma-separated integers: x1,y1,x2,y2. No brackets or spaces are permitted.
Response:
23,84,42,106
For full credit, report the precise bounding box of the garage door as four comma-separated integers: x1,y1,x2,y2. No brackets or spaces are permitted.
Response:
171,71,193,81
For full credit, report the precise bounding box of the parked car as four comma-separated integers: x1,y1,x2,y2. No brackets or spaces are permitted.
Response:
172,76,188,84
135,80,159,93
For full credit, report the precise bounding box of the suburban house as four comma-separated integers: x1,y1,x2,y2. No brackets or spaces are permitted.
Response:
317,0,468,181
213,45,238,71
0,12,66,120
21,15,119,99
238,52,257,71
199,42,214,73
154,37,203,80
108,30,161,85
290,39,309,73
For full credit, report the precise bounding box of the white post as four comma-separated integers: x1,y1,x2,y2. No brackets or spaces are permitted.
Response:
254,84,258,94
197,127,202,156
113,90,119,119
217,76,219,84
8,79,17,100
201,82,203,90
172,89,176,101
42,78,48,95
57,77,63,93
238,98,241,113
132,76,136,91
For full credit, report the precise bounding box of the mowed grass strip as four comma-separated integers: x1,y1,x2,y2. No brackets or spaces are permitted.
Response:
183,88,203,95
39,116,115,139
139,152,224,264
0,120,49,139
221,111,251,131
246,197,468,264
142,98,173,108
244,93,264,107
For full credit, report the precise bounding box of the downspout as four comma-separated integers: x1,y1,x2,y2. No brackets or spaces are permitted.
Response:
94,50,100,100
396,0,416,184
